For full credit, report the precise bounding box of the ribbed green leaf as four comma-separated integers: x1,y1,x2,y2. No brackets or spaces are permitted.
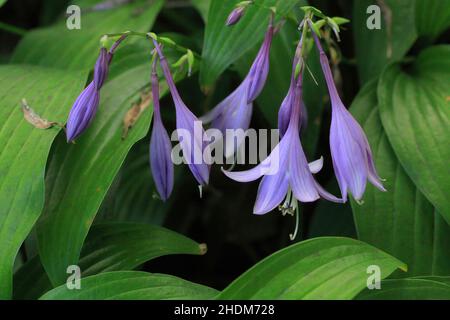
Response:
36,65,156,287
378,45,450,222
357,277,450,300
219,237,406,299
40,271,219,300
353,0,417,83
95,141,171,225
14,223,205,299
80,222,206,275
0,65,85,299
417,276,450,286
200,0,298,88
11,0,164,71
415,0,450,41
350,80,450,277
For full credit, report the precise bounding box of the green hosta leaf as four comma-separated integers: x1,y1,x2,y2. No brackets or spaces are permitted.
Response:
0,65,85,299
351,80,450,277
14,223,205,299
40,271,219,300
219,237,406,299
415,0,450,41
95,141,170,225
378,45,450,222
79,222,206,275
11,0,163,71
0,0,7,8
417,276,450,286
200,0,299,89
357,278,450,300
36,64,156,287
353,0,417,83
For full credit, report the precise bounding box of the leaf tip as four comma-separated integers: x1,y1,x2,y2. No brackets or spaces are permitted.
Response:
199,243,208,255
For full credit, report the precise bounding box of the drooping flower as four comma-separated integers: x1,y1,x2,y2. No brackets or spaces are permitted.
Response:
223,71,342,215
201,17,274,157
149,58,174,201
277,38,308,137
152,38,210,186
309,24,386,202
66,35,127,142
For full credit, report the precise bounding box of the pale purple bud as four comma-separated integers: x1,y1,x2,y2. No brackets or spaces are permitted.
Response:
66,82,99,142
66,35,127,142
226,6,246,26
246,18,274,103
150,59,174,201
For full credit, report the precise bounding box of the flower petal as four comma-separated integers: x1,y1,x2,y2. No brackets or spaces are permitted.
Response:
314,181,344,203
222,143,282,182
277,85,295,137
175,102,211,186
253,171,289,215
150,115,174,201
330,106,368,201
366,147,387,192
308,156,324,174
93,48,109,89
153,39,211,186
288,133,320,203
200,84,243,124
66,82,99,142
246,22,274,103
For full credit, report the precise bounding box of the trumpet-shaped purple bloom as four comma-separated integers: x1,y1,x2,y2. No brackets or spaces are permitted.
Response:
201,18,274,157
152,39,210,186
223,73,342,215
150,59,174,201
66,35,126,142
310,26,386,202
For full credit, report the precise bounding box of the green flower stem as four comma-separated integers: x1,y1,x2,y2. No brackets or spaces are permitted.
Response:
103,31,200,59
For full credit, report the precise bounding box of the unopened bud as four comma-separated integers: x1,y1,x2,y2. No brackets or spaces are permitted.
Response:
226,6,246,26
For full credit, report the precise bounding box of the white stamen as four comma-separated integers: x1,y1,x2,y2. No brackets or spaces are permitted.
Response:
198,185,203,199
289,205,300,241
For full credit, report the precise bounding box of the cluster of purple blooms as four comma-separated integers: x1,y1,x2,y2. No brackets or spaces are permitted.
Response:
65,8,385,217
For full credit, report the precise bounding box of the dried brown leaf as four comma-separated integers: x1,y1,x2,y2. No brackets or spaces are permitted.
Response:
122,90,153,139
21,99,60,130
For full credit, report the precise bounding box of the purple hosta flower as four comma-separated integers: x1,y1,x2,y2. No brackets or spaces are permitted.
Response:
309,25,386,202
201,18,274,158
226,6,246,26
66,35,127,142
226,1,253,26
152,39,210,186
150,59,174,201
277,38,308,137
223,74,342,215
